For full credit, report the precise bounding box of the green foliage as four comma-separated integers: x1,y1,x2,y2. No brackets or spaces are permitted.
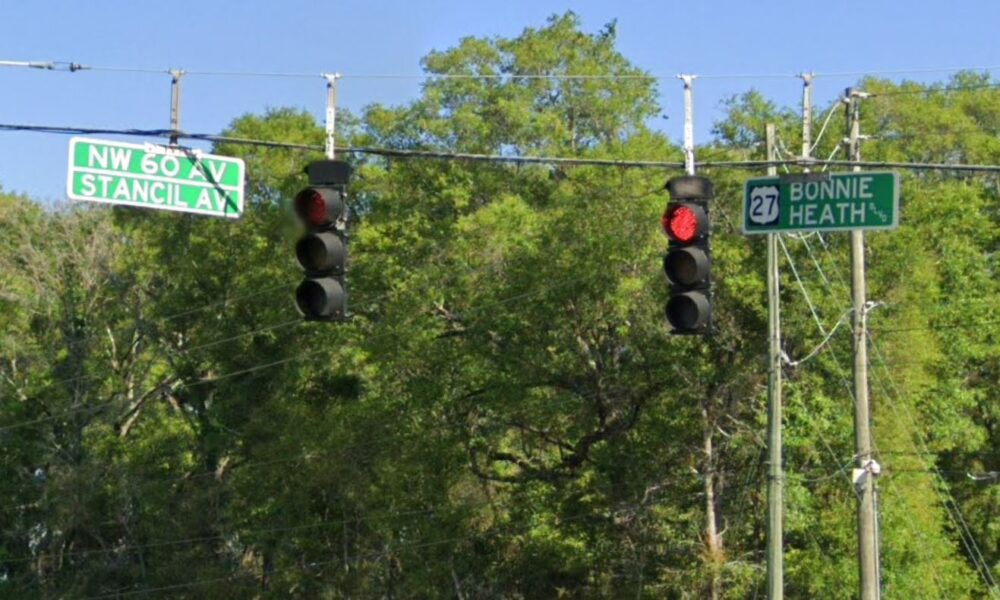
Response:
0,16,997,600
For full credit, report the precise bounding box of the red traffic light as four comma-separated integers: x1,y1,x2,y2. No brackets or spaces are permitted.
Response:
661,203,707,244
294,187,344,227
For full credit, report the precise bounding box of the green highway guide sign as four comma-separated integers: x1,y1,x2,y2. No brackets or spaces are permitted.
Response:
67,137,245,218
743,171,899,234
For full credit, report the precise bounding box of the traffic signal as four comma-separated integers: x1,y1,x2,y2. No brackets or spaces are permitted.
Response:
662,175,713,334
293,160,352,321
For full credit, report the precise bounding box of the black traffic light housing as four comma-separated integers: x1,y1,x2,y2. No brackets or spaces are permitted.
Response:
662,175,713,334
294,160,352,321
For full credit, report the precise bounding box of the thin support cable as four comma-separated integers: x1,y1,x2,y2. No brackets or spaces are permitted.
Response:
774,134,794,173
777,236,860,490
782,308,853,367
867,338,1000,595
810,103,842,154
820,145,842,172
779,236,828,334
778,235,857,401
804,226,998,595
797,233,833,290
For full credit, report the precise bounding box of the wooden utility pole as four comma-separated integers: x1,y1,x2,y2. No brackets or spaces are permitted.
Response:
764,123,783,600
847,87,881,600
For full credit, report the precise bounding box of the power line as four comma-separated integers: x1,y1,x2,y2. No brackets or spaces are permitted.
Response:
7,122,1000,174
871,318,1000,333
2,283,294,356
781,307,854,367
868,82,1000,96
0,259,629,433
815,66,1000,78
0,377,658,563
0,376,656,530
80,509,605,599
809,102,842,154
0,506,438,567
178,266,617,391
0,290,298,396
777,235,857,484
0,123,684,167
701,158,1000,173
5,57,1000,81
866,337,1000,595
786,227,963,596
793,207,999,595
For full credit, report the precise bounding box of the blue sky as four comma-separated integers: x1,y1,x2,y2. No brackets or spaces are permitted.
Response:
2,0,999,200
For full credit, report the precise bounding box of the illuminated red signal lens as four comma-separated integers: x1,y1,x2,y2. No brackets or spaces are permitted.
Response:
295,189,328,227
662,204,700,243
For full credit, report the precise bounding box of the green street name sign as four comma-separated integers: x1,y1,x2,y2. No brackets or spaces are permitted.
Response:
743,171,899,234
67,137,245,218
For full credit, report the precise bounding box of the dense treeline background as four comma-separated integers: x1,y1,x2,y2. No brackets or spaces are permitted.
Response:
1,13,997,598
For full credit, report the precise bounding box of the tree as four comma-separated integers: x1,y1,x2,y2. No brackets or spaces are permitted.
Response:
1,16,998,600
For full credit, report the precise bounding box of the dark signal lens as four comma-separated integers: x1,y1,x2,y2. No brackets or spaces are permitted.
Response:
665,292,710,331
296,232,346,273
295,277,346,319
663,247,709,286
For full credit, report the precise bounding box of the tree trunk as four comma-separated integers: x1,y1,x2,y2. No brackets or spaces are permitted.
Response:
703,401,723,600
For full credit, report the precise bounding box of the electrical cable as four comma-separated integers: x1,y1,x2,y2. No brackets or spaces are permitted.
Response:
868,82,1000,97
790,86,994,594
795,195,998,596
5,366,667,589
773,133,793,174
781,307,853,367
872,318,1000,333
80,509,603,599
8,121,1000,174
0,257,633,433
809,103,842,155
795,233,832,289
0,506,439,567
0,376,657,532
776,236,858,487
0,375,659,559
3,288,296,358
866,337,1000,595
0,312,302,403
7,57,1000,82
778,236,950,596
815,66,1000,78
